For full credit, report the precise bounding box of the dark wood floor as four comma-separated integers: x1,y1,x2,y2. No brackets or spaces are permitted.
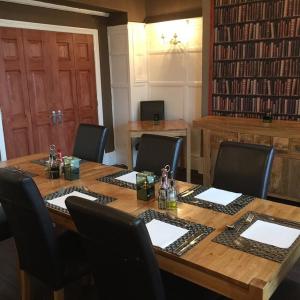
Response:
0,168,299,299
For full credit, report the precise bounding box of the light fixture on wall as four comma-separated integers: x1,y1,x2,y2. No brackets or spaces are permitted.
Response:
159,19,191,47
161,32,181,46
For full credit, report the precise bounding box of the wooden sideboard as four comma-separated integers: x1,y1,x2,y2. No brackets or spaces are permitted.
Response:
193,116,300,203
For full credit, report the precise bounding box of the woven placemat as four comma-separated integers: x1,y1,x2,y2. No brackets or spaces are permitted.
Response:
31,157,88,166
213,211,300,262
97,170,159,190
44,186,116,215
178,186,254,215
138,209,214,256
2,166,37,178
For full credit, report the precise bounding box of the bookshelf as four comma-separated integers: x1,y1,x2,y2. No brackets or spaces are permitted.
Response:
211,0,300,120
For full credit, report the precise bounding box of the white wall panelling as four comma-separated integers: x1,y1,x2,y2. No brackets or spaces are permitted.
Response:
108,25,131,164
108,18,203,169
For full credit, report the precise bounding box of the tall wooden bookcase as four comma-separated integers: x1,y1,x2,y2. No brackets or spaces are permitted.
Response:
210,0,300,120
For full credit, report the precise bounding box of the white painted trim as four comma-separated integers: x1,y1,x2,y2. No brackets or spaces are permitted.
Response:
0,18,104,126
0,0,109,17
0,109,7,161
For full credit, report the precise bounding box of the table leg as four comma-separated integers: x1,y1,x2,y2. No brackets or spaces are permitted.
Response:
186,128,191,183
127,134,133,169
19,270,31,300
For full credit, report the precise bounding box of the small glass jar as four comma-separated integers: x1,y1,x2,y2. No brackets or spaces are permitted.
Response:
136,171,155,201
63,157,80,180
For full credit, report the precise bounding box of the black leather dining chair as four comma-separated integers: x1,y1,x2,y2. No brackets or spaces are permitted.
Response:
135,100,165,151
0,204,11,241
73,123,109,163
134,134,183,177
0,168,89,300
213,141,275,198
66,196,221,300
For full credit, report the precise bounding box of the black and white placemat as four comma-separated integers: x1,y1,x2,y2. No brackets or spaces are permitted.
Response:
178,186,254,215
138,209,214,256
97,170,159,190
2,166,37,178
44,186,116,215
213,211,300,263
31,157,88,166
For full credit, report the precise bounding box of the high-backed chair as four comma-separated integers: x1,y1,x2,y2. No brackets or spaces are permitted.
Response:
66,196,165,300
0,204,11,241
0,169,89,300
66,196,220,300
213,141,275,198
135,100,165,152
73,124,109,163
135,134,183,177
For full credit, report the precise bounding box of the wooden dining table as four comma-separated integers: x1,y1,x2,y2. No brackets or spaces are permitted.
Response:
1,153,300,300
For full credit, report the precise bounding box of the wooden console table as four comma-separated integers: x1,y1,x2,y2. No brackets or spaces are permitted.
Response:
128,120,191,182
193,116,300,203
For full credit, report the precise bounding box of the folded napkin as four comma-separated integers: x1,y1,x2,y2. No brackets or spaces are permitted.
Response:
241,220,300,249
115,171,139,184
146,219,188,249
47,191,97,209
194,187,242,206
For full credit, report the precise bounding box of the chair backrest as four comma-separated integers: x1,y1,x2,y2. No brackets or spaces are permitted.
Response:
73,124,109,163
66,196,165,300
135,134,183,177
0,204,11,241
213,141,275,198
140,101,165,121
0,169,61,286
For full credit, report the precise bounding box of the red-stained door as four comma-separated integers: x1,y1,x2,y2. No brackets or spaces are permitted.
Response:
0,27,99,159
0,28,34,158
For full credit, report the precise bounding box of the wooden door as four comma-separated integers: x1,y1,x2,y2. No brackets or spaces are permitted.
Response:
73,34,98,124
50,32,79,155
0,28,34,159
22,29,56,153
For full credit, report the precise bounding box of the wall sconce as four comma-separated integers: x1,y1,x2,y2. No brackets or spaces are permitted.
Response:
161,32,182,46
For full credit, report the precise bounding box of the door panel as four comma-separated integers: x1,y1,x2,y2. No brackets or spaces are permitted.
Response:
73,34,98,124
51,32,79,155
0,28,34,158
22,29,55,153
0,28,99,158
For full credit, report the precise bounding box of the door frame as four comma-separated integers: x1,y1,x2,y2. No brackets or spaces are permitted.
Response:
0,18,104,160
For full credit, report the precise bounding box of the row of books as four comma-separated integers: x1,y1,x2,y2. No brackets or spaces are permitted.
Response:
214,19,300,42
213,79,300,96
212,96,300,116
214,40,300,60
213,59,300,77
215,1,300,21
212,111,300,120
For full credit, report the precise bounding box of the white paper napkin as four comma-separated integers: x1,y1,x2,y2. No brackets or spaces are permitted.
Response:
115,171,139,184
241,220,300,249
194,187,242,206
47,191,97,210
146,219,188,249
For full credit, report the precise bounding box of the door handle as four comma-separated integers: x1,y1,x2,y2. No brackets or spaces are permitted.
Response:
50,111,57,125
57,110,63,124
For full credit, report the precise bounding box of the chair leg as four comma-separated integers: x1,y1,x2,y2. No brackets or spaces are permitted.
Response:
19,270,31,300
53,289,64,300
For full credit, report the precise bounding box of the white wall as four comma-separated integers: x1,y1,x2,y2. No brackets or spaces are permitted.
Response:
108,18,203,168
107,25,131,164
145,18,203,169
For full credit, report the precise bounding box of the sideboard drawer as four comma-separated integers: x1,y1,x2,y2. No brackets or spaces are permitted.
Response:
254,135,272,146
273,137,289,153
210,131,238,147
289,138,300,154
